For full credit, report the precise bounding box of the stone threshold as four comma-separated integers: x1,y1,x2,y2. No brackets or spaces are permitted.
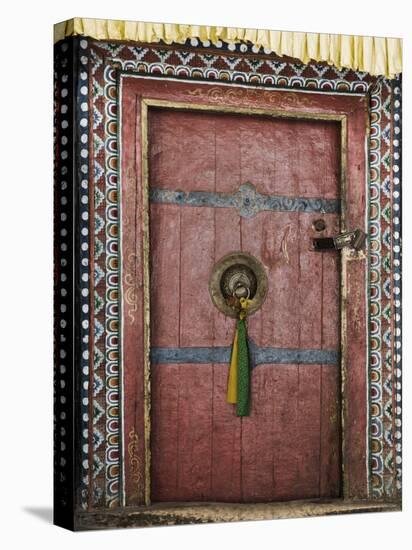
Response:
75,498,401,531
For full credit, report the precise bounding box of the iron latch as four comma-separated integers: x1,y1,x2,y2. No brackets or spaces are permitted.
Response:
312,229,366,251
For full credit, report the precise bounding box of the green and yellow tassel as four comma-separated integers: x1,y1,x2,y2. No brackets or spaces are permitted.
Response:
227,297,251,416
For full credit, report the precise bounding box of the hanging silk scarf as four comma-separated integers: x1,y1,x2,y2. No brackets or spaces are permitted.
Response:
227,297,251,416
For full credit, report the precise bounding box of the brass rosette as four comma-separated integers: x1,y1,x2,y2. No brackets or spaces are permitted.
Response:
209,251,268,318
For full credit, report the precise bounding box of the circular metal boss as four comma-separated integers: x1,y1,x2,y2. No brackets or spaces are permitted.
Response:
209,251,268,318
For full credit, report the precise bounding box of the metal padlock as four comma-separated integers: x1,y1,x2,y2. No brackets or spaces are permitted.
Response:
313,228,366,251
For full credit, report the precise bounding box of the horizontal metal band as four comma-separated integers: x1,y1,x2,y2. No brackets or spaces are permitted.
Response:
150,345,339,367
150,182,340,218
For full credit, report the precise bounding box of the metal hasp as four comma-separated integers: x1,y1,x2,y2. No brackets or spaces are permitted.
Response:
312,229,367,251
209,252,268,318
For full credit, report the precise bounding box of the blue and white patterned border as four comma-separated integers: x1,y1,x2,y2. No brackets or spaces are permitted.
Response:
103,63,121,508
368,80,383,497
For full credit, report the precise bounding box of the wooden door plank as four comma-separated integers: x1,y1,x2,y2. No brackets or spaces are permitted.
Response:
272,119,300,197
150,203,181,347
320,364,341,497
240,119,275,196
239,213,264,345
176,363,213,500
321,121,340,199
210,203,242,501
240,365,276,502
147,107,169,188
296,365,322,498
295,121,339,198
259,211,300,348
180,206,215,347
210,364,242,501
148,109,216,191
213,209,242,345
272,365,299,499
239,214,273,501
215,114,241,193
177,204,215,500
298,213,323,349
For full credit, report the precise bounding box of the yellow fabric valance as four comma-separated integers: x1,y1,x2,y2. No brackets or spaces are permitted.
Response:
54,17,402,78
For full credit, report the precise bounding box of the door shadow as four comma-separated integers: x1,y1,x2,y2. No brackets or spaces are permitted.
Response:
23,506,53,524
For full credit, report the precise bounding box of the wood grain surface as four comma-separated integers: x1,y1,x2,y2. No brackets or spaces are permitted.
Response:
148,108,342,502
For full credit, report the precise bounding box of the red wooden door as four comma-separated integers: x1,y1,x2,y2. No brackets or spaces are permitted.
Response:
148,108,341,502
120,75,368,506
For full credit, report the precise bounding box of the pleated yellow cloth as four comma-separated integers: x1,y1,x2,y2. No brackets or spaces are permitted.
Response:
54,18,402,78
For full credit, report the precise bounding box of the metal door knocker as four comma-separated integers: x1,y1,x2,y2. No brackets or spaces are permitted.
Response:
208,251,268,319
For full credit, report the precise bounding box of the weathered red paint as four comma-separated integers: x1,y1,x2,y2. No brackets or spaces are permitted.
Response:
345,258,368,498
320,364,341,497
120,75,368,504
121,85,146,505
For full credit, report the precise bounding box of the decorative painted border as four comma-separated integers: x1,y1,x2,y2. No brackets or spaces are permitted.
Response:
368,79,384,496
90,43,107,507
392,79,402,493
103,61,121,508
75,39,402,507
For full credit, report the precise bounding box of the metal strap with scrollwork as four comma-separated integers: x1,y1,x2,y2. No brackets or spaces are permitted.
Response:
150,344,338,366
150,182,340,218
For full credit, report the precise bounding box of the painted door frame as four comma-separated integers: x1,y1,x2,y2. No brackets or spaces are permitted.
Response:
119,73,369,506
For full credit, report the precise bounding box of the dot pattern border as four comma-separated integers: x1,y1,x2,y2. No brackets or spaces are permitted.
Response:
392,78,402,492
53,38,76,526
76,37,91,510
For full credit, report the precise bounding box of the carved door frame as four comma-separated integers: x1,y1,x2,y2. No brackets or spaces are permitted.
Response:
119,73,369,506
